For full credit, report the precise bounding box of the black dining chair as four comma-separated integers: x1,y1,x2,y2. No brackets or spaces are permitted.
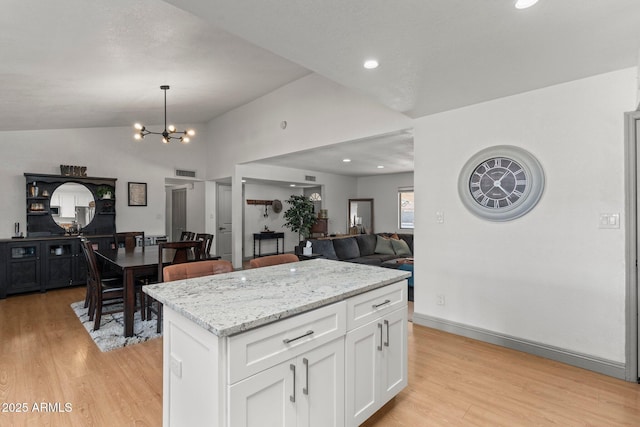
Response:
195,233,214,258
179,231,195,241
114,231,145,251
80,238,126,331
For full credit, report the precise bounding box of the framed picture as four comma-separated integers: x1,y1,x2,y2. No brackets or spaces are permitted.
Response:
128,182,147,206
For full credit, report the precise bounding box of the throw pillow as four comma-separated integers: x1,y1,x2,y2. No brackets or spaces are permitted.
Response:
374,235,396,255
391,238,412,257
333,237,360,260
309,239,338,260
390,233,400,240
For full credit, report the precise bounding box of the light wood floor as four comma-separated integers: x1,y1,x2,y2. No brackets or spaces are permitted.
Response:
2,287,640,426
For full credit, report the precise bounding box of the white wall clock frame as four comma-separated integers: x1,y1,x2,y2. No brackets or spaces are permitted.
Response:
458,145,545,221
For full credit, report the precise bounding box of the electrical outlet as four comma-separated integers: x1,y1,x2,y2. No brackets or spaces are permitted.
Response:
436,211,444,224
436,294,445,306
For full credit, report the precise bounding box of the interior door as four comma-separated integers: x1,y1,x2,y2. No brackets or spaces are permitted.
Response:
217,184,232,261
172,188,187,242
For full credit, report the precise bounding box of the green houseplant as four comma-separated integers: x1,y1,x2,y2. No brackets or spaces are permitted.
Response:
282,194,317,243
96,186,112,199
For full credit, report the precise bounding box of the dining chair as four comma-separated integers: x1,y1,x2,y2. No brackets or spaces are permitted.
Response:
145,240,205,332
80,238,125,331
195,233,214,258
114,231,145,251
179,231,195,241
163,259,233,281
249,253,300,268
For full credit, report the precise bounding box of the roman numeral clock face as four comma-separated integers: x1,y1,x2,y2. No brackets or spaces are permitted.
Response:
458,146,545,221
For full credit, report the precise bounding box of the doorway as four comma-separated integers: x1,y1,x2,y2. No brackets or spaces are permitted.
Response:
217,183,232,261
624,110,640,382
171,188,187,242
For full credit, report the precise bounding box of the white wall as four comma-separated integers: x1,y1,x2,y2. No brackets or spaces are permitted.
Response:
204,73,413,180
243,183,302,257
413,67,637,364
0,125,208,238
235,162,357,265
357,172,414,233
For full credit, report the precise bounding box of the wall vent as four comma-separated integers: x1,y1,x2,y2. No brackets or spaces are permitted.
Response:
175,169,196,178
305,175,316,182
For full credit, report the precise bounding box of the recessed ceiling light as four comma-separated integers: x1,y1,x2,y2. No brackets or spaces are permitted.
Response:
377,165,384,169
363,59,379,69
290,184,296,187
515,0,539,9
343,158,352,163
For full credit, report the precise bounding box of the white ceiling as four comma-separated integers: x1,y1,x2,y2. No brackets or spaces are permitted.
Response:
4,0,640,176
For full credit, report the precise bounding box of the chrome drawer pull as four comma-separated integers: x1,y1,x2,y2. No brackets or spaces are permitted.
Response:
290,364,296,402
283,330,314,344
384,319,390,347
377,323,383,351
372,299,391,309
303,358,309,395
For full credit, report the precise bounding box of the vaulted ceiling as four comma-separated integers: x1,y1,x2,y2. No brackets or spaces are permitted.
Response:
4,0,640,175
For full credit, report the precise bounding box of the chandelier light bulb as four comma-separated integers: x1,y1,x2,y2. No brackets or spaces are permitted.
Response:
134,133,142,140
182,137,190,144
134,123,143,130
187,129,195,136
168,124,176,132
162,137,169,144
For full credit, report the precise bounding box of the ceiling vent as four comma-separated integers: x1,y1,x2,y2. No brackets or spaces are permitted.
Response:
175,169,196,178
305,175,316,182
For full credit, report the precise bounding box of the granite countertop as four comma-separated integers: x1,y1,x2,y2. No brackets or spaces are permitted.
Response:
143,258,410,337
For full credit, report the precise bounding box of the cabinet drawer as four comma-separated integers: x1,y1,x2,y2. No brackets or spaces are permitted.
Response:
228,301,346,384
347,280,406,331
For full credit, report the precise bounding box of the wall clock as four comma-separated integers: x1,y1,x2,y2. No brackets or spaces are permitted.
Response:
458,145,545,221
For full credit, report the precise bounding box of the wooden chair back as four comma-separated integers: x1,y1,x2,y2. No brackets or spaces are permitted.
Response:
179,231,195,241
163,260,233,281
114,231,145,251
195,233,214,257
158,240,204,281
249,253,299,268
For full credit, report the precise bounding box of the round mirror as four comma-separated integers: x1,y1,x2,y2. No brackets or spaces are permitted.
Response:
50,183,95,231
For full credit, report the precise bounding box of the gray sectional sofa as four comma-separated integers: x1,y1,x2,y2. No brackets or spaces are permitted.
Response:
302,233,413,266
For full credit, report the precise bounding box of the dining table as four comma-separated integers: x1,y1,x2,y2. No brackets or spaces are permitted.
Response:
93,246,163,337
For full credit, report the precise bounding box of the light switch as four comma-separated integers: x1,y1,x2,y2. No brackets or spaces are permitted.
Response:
599,213,620,229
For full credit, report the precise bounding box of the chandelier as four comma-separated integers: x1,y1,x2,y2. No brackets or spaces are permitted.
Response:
133,85,195,144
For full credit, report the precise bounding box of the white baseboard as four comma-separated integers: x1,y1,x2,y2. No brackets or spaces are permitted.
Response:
413,312,626,380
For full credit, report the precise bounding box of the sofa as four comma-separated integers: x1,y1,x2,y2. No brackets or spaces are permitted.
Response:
301,233,414,300
301,233,413,266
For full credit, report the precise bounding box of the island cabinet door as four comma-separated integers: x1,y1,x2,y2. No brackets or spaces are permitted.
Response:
229,358,297,427
296,338,345,427
229,338,345,427
345,306,408,426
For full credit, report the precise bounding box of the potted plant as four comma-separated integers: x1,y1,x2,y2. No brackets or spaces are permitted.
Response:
282,195,317,244
96,186,112,199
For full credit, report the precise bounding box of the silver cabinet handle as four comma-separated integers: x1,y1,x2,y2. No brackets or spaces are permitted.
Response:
290,364,296,402
303,358,309,395
377,323,383,351
283,330,314,344
372,299,391,309
384,319,390,347
219,227,226,230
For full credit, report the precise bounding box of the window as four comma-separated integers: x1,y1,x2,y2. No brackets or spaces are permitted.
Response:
399,189,414,229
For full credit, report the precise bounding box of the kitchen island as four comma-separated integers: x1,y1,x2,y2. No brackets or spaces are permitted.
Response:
144,258,411,427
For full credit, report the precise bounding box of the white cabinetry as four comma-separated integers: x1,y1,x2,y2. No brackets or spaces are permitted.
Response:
161,279,407,427
230,338,344,427
345,282,408,426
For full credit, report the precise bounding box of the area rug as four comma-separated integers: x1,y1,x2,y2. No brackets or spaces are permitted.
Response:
70,301,161,352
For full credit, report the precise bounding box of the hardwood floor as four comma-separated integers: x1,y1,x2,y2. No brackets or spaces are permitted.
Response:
1,287,639,426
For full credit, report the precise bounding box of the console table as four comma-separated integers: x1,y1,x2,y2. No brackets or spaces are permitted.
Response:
252,232,284,258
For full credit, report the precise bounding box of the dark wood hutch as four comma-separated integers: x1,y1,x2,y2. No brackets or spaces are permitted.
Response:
0,173,118,298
